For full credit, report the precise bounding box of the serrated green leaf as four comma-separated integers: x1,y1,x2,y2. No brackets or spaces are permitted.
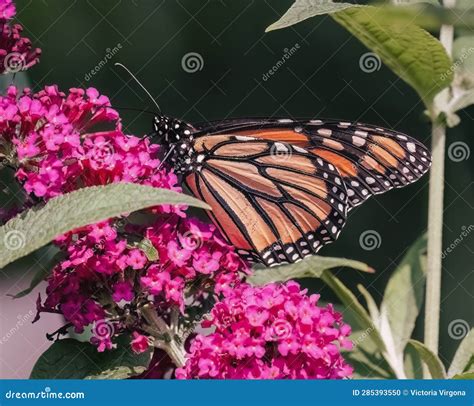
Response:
332,7,453,105
380,234,427,358
320,270,386,352
448,329,474,377
452,371,474,379
30,337,152,379
267,2,453,104
266,0,356,32
0,184,209,269
407,339,447,379
248,255,372,286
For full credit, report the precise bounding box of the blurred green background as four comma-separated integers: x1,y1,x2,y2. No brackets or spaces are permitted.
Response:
1,0,473,374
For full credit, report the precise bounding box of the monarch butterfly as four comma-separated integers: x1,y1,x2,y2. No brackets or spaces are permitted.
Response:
150,116,431,267
116,64,432,267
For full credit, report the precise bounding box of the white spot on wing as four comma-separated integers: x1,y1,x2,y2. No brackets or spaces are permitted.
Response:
235,135,255,141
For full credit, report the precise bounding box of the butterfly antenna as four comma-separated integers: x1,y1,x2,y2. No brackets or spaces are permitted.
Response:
157,145,176,170
114,62,162,114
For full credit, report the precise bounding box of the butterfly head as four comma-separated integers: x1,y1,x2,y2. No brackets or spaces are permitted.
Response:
152,115,194,145
153,115,198,174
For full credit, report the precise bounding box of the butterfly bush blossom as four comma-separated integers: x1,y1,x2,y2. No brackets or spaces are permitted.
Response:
2,81,353,378
0,0,40,74
0,84,248,350
176,281,353,379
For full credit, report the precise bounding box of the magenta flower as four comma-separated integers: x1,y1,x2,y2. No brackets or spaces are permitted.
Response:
0,1,40,74
176,281,353,379
131,332,150,354
0,0,15,20
112,281,134,302
8,84,250,351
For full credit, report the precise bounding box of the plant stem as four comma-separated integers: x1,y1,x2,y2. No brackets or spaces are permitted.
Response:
141,304,186,368
424,122,447,354
424,0,455,357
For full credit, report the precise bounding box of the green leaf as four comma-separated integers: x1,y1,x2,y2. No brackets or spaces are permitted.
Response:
266,2,453,104
30,337,152,379
357,284,380,328
392,0,439,4
266,0,356,32
86,366,147,380
452,371,474,379
458,0,474,10
247,255,373,286
407,339,447,379
137,238,159,261
320,270,386,352
380,234,427,358
404,344,425,379
453,36,474,75
8,248,62,299
448,329,474,377
346,344,395,379
0,184,210,269
332,7,453,105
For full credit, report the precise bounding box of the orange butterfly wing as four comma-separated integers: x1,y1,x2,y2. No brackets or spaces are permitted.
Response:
195,119,431,209
185,135,348,266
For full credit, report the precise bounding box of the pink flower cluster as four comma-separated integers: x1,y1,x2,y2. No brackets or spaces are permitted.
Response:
0,85,125,199
0,0,40,74
176,281,353,379
1,14,353,375
1,84,248,354
43,215,246,343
